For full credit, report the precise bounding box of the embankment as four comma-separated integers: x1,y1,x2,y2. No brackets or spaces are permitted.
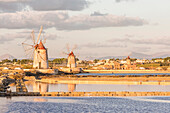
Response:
1,91,170,97
83,69,170,73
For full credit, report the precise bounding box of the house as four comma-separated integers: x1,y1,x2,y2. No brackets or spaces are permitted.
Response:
122,56,136,70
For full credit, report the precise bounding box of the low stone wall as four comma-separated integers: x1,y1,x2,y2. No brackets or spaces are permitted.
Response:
40,91,170,97
1,91,170,97
23,69,58,75
0,92,41,97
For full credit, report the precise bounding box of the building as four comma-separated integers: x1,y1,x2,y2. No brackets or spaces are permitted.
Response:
154,59,164,63
33,41,49,69
123,56,136,70
67,51,76,68
104,60,121,70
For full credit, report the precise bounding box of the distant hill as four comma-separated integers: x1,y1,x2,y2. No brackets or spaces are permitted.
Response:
97,51,170,60
84,56,96,61
128,52,151,59
0,54,16,61
98,56,126,60
151,52,170,58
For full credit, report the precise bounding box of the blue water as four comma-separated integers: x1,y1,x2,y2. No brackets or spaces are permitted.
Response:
76,73,170,76
1,96,170,113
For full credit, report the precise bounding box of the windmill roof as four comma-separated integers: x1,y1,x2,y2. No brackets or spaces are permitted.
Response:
69,51,75,57
127,56,130,59
38,41,45,49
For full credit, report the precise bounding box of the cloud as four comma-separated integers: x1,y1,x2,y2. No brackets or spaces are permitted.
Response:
132,46,151,52
80,43,127,48
108,36,170,46
115,0,135,3
0,32,59,44
90,11,107,16
0,11,147,30
0,0,89,12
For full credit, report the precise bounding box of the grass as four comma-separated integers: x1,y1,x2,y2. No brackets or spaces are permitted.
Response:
136,63,160,68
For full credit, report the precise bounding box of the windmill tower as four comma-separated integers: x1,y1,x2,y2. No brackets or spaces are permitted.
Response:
126,56,131,65
67,51,76,68
63,44,77,68
22,26,49,69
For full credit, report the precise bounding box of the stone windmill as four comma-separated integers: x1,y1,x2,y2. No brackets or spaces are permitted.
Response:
67,51,76,68
63,44,77,68
22,26,49,69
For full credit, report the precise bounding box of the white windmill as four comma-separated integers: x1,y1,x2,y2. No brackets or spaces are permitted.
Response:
63,44,77,68
22,26,49,69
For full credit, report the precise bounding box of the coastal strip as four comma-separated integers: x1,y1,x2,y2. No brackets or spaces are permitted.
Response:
1,91,170,97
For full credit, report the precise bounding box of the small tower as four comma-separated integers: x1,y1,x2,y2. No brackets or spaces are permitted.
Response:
33,41,49,69
126,56,131,65
67,51,76,68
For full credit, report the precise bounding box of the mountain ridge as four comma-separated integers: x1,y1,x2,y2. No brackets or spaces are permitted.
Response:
0,54,16,61
97,51,170,60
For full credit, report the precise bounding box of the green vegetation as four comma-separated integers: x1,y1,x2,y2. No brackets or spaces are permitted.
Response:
160,63,170,66
22,65,33,69
52,58,67,64
12,59,17,62
131,58,137,62
152,58,163,61
136,63,160,68
94,59,99,63
1,59,12,63
164,57,170,62
20,59,33,64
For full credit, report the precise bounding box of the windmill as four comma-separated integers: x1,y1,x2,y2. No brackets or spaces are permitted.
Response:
22,26,49,69
62,44,77,68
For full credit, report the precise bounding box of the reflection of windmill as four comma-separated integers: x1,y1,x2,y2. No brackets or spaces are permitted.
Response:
63,44,77,68
22,26,49,69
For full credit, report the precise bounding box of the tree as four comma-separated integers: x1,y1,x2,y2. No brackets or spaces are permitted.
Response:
2,59,11,63
20,59,33,64
94,59,99,63
53,58,67,64
13,59,17,62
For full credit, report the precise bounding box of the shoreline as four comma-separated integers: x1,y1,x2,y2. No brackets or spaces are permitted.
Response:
1,91,170,97
83,69,170,73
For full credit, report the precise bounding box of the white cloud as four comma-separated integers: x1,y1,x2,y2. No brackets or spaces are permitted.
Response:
80,43,127,48
108,36,170,46
115,0,135,3
0,11,147,30
0,32,59,44
0,0,89,12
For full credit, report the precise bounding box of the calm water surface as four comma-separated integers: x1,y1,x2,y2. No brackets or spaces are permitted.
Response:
10,82,170,92
0,96,170,113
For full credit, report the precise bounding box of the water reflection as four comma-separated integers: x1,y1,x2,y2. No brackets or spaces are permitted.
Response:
68,84,76,92
9,81,170,92
34,98,47,102
33,82,49,93
7,81,170,92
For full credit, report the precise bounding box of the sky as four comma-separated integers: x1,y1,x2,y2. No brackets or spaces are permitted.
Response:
0,0,170,60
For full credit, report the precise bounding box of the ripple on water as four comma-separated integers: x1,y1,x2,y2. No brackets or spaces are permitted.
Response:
2,97,170,113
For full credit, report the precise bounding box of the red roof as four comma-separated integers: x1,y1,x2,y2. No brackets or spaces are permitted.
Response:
35,41,45,49
69,51,75,57
127,56,130,59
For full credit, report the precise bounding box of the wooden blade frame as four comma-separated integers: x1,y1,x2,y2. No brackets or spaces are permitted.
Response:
36,26,43,45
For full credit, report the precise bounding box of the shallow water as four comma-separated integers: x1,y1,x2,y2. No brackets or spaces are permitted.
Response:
9,82,170,93
76,73,170,76
1,96,170,113
10,82,170,92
